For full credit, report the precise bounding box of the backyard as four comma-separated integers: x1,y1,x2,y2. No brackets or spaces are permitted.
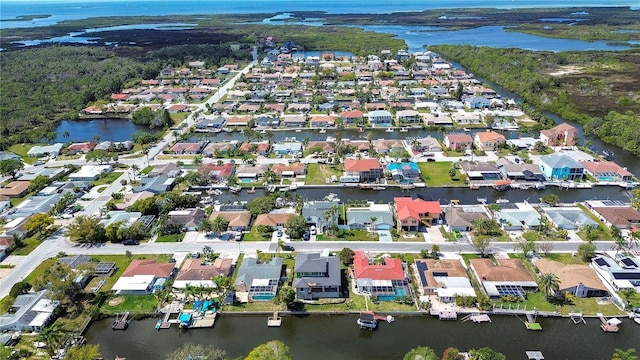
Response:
417,162,464,186
305,163,343,185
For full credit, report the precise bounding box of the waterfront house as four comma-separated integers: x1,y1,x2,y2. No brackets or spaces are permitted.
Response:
540,122,577,147
306,141,336,155
272,142,303,156
580,161,634,183
294,252,343,300
343,158,383,183
209,211,252,232
254,213,296,230
234,257,283,302
195,116,226,129
283,116,307,128
387,162,422,182
444,133,473,151
302,201,339,234
27,143,64,158
541,206,597,230
0,290,58,332
495,158,546,183
396,110,421,125
236,164,269,181
414,259,475,302
394,197,442,231
202,142,237,157
443,205,489,232
584,200,640,231
538,154,584,181
340,109,365,125
474,130,506,151
225,116,251,127
198,163,235,183
494,202,541,231
368,110,394,126
535,259,608,298
239,142,270,156
173,258,233,289
67,142,96,154
170,141,206,155
167,208,206,232
469,258,537,300
255,115,281,128
346,203,394,230
132,175,175,194
412,137,443,153
464,96,491,109
112,259,174,295
591,255,640,291
451,111,481,125
309,115,336,128
352,251,409,301
271,162,306,178
459,161,502,184
148,163,181,178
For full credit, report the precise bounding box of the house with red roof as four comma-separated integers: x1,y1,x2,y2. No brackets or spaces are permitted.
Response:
112,259,175,295
340,110,364,125
394,197,442,231
474,130,506,151
110,93,130,101
580,161,634,182
343,158,383,183
198,163,235,183
239,142,270,156
444,133,473,151
352,251,409,301
67,142,96,154
540,122,577,147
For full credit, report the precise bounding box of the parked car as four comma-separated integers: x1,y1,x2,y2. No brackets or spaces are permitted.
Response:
191,252,200,259
310,227,317,235
122,239,140,245
234,232,243,241
303,232,310,241
276,230,283,237
282,245,295,251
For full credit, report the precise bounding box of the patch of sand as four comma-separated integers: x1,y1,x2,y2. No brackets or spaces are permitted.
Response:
548,65,584,76
108,297,124,306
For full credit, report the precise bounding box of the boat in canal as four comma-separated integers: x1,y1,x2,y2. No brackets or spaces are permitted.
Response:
357,312,377,330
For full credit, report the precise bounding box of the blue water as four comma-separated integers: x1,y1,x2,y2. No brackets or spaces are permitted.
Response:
252,294,274,301
56,119,159,142
1,0,638,29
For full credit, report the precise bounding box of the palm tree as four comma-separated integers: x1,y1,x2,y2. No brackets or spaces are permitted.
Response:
611,236,629,258
211,216,229,235
37,322,68,357
143,147,150,166
130,164,140,180
370,216,378,232
197,218,213,234
612,348,639,360
618,288,637,309
277,239,285,254
537,273,560,300
193,155,203,166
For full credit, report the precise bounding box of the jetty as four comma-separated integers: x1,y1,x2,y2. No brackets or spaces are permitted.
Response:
525,312,542,331
597,313,621,332
525,351,545,360
357,312,378,330
569,311,586,324
268,310,282,327
462,314,491,323
247,186,256,194
111,312,130,330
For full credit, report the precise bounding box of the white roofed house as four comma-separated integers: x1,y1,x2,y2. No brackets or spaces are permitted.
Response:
396,110,421,125
591,255,640,293
414,258,476,303
68,165,113,182
0,290,59,332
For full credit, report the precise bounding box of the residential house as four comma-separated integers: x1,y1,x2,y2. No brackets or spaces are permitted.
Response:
173,258,233,289
535,259,608,298
68,165,112,182
170,142,206,155
394,197,442,231
414,259,475,303
294,252,343,300
195,116,226,129
209,211,252,231
148,163,181,178
236,164,269,181
444,133,473,151
27,143,64,157
255,116,280,128
18,167,64,182
0,236,14,261
474,131,506,151
444,205,489,232
272,142,303,156
239,142,270,156
225,116,251,127
271,163,306,177
585,200,640,231
387,162,422,182
352,251,409,301
202,141,237,157
412,137,443,153
117,191,154,210
343,158,383,183
396,110,421,125
540,122,577,147
302,201,339,234
283,116,307,128
373,139,405,156
198,163,235,182
538,154,584,181
132,175,175,194
347,203,394,230
580,161,634,183
494,202,542,231
541,206,597,230
306,141,335,154
465,96,491,109
5,194,61,220
0,181,30,198
309,115,336,128
66,142,96,154
167,208,206,231
368,110,394,126
495,158,546,183
254,213,296,230
340,110,365,125
0,290,59,332
469,258,538,299
591,255,640,291
459,161,502,183
234,257,283,301
111,259,175,295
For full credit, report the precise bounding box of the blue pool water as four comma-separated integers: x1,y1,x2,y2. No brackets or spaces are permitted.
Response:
377,288,407,301
252,294,274,301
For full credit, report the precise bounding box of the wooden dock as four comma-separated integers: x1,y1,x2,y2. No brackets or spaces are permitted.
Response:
438,311,458,320
111,312,130,330
268,310,282,327
597,313,620,332
191,312,217,328
569,311,586,324
462,314,491,323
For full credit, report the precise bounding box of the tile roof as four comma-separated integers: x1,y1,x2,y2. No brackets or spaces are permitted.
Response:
122,259,174,278
175,258,233,281
353,251,405,281
394,197,441,221
535,259,607,292
344,158,381,172
470,258,534,282
254,213,296,227
580,161,633,177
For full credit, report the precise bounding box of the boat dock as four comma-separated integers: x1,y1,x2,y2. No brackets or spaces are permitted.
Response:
191,311,217,328
111,312,130,330
525,312,542,330
461,314,491,323
268,310,282,327
525,351,545,360
597,313,620,332
569,311,586,324
439,311,458,321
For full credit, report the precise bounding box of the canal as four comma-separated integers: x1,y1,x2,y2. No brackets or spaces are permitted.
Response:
85,314,639,359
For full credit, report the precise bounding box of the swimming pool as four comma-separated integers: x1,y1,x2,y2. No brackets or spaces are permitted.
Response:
376,288,406,301
252,294,274,301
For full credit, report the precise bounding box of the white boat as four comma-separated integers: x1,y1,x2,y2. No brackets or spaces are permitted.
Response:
222,127,233,133
463,128,470,132
634,316,640,325
319,128,327,133
386,315,395,323
399,127,408,132
213,128,222,133
295,129,302,132
260,129,267,134
385,128,394,133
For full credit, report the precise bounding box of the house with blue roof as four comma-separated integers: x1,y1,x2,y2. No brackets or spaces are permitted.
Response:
272,142,302,156
234,257,283,302
387,162,421,182
464,96,491,109
494,203,541,231
538,154,584,181
542,207,598,230
347,203,394,230
133,175,175,194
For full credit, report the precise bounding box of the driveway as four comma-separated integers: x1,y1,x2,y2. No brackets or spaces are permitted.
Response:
377,230,392,242
427,227,445,243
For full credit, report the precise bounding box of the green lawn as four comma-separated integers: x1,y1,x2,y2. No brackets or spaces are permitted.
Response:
417,162,464,186
305,163,343,185
541,253,587,265
101,294,158,315
317,230,378,241
8,144,36,164
93,171,123,186
493,291,625,316
10,237,42,256
244,226,273,241
156,233,185,242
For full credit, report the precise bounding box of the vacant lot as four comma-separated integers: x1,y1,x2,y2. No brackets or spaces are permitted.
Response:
306,163,343,185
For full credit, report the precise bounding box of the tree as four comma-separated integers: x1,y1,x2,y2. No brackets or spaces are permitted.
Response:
339,247,355,266
37,323,68,357
65,344,102,360
539,242,554,256
442,347,461,360
631,189,640,210
538,272,560,299
213,275,232,300
248,196,276,216
403,346,438,360
541,193,560,206
23,213,54,237
611,235,629,258
612,348,639,360
66,215,107,244
9,281,31,298
193,154,203,166
28,174,50,193
285,215,307,240
166,342,226,360
472,218,501,236
276,285,296,308
468,348,506,360
471,236,492,257
197,218,213,234
514,237,537,257
211,216,230,235
0,158,24,178
33,262,81,304
86,149,117,164
448,167,456,178
245,340,292,360
618,288,638,309
577,241,597,262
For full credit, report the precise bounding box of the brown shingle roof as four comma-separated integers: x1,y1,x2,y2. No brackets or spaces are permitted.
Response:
122,259,174,278
470,258,534,282
535,259,607,292
175,258,232,281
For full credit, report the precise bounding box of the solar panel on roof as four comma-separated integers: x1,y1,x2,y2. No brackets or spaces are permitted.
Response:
495,285,525,297
612,272,640,280
621,258,638,268
416,261,429,285
432,272,448,277
594,258,609,267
